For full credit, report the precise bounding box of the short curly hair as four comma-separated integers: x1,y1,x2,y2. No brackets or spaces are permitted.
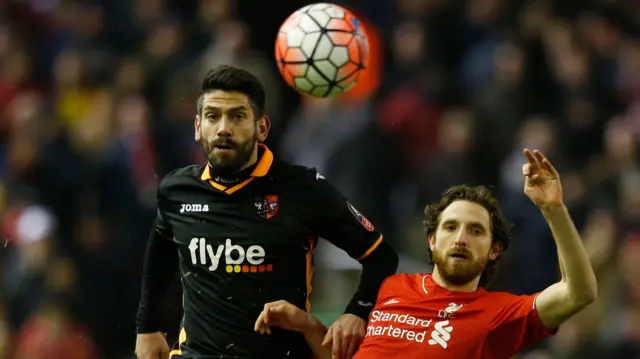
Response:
197,65,266,119
423,185,512,288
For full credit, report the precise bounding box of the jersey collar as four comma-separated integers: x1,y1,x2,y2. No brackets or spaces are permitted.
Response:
421,273,487,297
201,144,274,194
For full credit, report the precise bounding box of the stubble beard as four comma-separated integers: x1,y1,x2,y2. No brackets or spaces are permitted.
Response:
203,130,258,176
432,248,489,287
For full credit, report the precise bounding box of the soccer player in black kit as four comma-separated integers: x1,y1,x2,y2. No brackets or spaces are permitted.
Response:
135,65,399,359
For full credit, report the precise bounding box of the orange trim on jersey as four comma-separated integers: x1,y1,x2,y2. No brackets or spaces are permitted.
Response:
169,327,187,358
200,144,274,194
356,235,383,261
305,236,316,312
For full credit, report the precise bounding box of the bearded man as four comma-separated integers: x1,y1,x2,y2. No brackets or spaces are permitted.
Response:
255,149,597,359
135,65,398,359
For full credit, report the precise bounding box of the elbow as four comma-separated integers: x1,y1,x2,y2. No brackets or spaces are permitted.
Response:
581,285,598,306
361,240,399,276
571,281,598,309
385,245,400,275
583,273,599,305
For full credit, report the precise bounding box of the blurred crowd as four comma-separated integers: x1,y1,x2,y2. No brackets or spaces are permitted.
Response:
0,0,639,358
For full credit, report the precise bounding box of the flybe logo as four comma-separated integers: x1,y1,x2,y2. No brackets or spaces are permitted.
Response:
188,238,273,273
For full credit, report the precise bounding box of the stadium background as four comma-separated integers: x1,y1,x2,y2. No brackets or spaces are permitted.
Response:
0,0,639,358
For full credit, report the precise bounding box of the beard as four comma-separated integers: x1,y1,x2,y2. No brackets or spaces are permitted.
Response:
202,130,257,176
432,247,489,287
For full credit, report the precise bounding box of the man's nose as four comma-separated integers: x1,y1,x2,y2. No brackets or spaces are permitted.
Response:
454,229,469,246
216,117,233,136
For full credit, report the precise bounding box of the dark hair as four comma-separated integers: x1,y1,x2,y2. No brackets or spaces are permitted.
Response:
423,185,512,288
197,65,266,118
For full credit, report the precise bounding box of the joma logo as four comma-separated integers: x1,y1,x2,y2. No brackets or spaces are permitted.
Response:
180,204,209,213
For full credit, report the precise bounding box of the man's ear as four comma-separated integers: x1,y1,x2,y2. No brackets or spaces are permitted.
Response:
194,115,201,142
428,233,436,252
257,115,271,143
489,241,503,261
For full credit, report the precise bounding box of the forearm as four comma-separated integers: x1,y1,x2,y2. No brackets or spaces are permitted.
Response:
301,315,332,359
136,228,179,333
345,241,398,319
556,247,566,280
541,205,597,303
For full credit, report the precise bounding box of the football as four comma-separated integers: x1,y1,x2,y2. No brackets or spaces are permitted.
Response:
275,3,369,97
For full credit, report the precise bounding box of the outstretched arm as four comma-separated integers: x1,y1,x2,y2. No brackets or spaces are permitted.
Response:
300,316,332,359
255,301,332,359
535,205,597,329
306,171,398,359
521,149,597,330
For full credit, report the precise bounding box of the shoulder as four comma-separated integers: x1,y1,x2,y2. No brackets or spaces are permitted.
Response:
269,160,323,183
482,291,537,305
268,160,333,196
380,273,423,295
372,273,425,305
158,165,203,197
480,291,539,318
160,165,203,186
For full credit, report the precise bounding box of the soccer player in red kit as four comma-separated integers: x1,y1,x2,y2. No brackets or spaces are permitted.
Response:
254,149,597,359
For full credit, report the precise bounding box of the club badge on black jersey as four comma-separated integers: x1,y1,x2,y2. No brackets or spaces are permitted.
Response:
254,195,279,220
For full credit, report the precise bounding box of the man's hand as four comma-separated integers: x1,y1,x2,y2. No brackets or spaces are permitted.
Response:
523,149,597,329
254,300,315,334
522,149,563,209
255,301,333,359
135,332,170,359
322,314,366,359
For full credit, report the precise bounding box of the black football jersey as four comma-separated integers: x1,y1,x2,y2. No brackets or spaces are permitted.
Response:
158,145,383,359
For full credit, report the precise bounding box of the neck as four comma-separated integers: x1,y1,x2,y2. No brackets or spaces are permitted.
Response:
431,266,481,292
208,144,261,182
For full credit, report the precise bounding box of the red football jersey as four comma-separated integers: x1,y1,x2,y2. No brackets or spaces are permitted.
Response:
353,273,557,359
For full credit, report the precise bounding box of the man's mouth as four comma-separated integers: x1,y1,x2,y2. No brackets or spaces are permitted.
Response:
449,252,470,260
213,144,234,150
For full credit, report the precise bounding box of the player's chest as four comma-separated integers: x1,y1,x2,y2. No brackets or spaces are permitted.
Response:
364,298,490,355
166,187,315,271
168,188,309,238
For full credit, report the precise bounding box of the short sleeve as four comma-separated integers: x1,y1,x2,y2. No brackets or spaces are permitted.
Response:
485,293,558,357
372,274,405,305
306,171,383,260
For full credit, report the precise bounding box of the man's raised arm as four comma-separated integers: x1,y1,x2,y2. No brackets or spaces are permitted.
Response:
521,149,597,330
